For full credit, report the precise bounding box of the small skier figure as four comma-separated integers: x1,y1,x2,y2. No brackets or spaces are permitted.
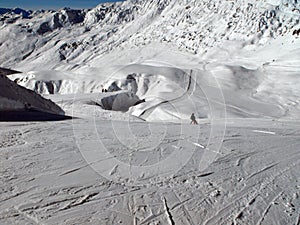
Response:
24,103,32,111
190,113,198,125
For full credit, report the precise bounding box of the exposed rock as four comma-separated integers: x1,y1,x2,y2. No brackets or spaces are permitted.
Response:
0,74,64,115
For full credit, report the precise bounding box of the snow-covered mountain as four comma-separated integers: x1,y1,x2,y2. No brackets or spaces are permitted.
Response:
0,8,32,19
0,0,300,120
1,1,300,224
0,0,299,70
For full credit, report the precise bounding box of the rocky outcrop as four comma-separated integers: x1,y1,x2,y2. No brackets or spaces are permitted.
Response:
0,75,64,115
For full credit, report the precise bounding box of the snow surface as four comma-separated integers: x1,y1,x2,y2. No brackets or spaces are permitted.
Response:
0,0,300,224
0,119,299,224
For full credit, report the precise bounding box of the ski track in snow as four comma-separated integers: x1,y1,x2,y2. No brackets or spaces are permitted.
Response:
252,130,276,135
0,119,299,224
1,0,300,224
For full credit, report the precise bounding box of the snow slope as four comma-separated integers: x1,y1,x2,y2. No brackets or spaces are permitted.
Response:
0,0,299,71
0,118,299,224
0,0,300,224
1,0,299,121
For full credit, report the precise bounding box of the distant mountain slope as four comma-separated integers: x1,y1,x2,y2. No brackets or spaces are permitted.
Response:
0,8,32,18
0,0,299,71
0,0,299,121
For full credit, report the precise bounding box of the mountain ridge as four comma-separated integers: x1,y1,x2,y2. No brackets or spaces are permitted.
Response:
0,0,299,71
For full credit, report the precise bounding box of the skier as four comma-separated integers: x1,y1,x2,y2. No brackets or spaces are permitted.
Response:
190,113,198,125
24,103,32,111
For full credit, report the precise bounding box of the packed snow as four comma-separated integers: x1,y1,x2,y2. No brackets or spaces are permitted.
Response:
0,0,300,224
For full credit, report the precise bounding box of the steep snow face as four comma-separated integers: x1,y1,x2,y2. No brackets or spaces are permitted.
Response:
0,0,170,70
0,8,87,68
9,70,105,94
0,0,299,70
152,0,300,53
0,75,64,115
100,91,143,112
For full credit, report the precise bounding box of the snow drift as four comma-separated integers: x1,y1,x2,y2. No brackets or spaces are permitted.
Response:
99,91,144,112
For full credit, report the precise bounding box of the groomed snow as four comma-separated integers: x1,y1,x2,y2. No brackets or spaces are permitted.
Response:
0,118,299,224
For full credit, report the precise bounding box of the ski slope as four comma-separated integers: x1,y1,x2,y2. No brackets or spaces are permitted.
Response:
0,0,300,224
0,118,299,224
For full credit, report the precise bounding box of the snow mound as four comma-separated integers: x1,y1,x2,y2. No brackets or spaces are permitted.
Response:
9,70,104,94
9,55,300,121
101,64,193,120
99,91,144,112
